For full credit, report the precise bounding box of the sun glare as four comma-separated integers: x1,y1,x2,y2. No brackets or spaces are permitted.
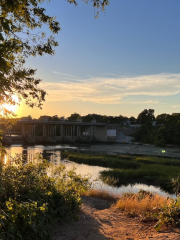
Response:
3,103,17,112
1,95,19,115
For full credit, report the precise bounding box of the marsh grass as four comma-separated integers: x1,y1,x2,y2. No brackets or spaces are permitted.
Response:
83,189,117,202
62,151,180,193
67,153,140,169
115,190,170,219
135,156,180,167
100,163,180,192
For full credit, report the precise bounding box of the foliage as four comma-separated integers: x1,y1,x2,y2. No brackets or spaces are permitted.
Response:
68,0,110,17
153,195,180,231
67,113,81,122
0,0,110,110
0,0,60,109
0,156,90,240
137,109,155,124
134,112,180,146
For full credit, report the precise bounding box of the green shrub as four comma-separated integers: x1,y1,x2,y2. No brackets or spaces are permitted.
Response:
153,195,180,231
0,156,90,240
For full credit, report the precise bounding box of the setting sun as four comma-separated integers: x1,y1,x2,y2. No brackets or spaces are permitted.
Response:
1,95,19,115
3,103,18,113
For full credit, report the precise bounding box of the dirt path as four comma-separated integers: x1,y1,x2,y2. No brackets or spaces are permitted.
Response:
51,196,180,240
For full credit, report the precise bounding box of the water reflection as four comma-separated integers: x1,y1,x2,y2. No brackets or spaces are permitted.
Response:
5,145,174,197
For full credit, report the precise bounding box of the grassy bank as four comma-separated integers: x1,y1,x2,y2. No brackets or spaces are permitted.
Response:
115,190,180,231
62,151,180,193
84,188,180,231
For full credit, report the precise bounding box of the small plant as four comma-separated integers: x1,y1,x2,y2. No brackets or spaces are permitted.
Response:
153,195,180,231
171,176,180,195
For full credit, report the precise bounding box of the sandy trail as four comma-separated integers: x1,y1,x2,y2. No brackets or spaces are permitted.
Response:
51,196,180,240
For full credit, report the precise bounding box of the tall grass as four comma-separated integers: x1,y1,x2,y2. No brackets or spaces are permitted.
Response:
135,156,180,166
63,151,180,193
116,192,170,218
66,153,140,169
83,189,116,202
100,163,180,192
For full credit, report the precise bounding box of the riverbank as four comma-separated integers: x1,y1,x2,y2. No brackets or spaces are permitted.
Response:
62,151,180,193
52,196,180,240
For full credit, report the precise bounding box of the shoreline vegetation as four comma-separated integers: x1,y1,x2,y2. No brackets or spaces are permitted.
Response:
83,188,180,232
62,151,180,193
0,155,90,240
1,152,180,239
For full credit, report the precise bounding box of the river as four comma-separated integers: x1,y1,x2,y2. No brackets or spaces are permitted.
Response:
5,144,174,197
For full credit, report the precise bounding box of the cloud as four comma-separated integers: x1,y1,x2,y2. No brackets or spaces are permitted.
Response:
41,73,180,104
129,100,159,104
52,71,83,82
171,105,180,109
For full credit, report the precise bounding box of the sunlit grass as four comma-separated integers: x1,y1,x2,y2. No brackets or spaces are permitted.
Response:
83,189,117,202
115,191,170,218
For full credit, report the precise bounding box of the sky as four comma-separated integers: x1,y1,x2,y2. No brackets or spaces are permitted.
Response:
16,0,180,119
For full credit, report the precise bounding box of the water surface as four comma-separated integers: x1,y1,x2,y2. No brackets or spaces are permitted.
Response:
5,144,174,197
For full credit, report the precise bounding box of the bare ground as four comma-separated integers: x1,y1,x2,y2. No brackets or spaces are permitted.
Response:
51,196,180,240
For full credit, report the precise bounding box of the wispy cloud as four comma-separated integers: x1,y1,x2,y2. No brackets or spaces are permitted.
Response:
52,71,83,82
41,73,180,104
129,100,159,104
171,105,180,108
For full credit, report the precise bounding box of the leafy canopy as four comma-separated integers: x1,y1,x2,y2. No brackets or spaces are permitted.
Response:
0,0,110,111
0,0,60,110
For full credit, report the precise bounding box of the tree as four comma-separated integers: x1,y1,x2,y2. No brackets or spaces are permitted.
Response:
67,113,81,122
156,113,170,125
137,109,155,125
0,0,110,112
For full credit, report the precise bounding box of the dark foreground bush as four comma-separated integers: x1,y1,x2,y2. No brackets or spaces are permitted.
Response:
0,155,90,240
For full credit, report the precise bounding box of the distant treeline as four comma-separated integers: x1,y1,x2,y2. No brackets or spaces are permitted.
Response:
134,109,180,147
37,113,136,124
10,109,180,147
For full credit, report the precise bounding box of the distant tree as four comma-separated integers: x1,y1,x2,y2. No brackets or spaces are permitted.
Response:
67,113,81,122
129,116,136,122
38,115,52,121
51,115,60,121
137,109,155,124
156,113,170,125
154,125,168,147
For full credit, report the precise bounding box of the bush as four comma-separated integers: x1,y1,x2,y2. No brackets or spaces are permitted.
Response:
0,155,90,240
153,195,180,231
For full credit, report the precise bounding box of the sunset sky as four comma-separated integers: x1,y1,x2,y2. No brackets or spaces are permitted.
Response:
17,0,180,119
